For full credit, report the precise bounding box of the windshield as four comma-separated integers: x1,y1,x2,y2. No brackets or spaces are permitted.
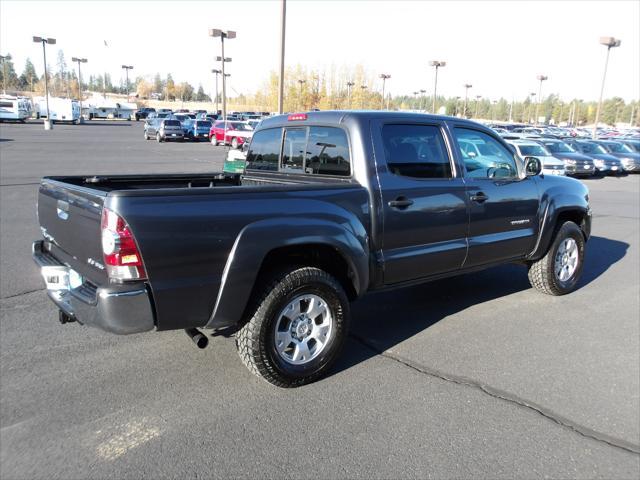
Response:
519,145,548,156
580,142,608,154
543,141,574,153
606,142,633,153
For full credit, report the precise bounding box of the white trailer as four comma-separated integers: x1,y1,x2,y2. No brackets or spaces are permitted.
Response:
34,97,81,123
0,95,32,122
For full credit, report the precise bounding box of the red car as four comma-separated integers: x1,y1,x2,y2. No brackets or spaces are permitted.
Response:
209,121,254,148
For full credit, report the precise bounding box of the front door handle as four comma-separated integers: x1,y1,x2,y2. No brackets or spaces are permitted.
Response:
470,192,489,203
388,197,414,209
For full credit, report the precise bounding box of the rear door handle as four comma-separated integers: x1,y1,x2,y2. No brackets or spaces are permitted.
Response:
470,192,489,203
388,197,414,209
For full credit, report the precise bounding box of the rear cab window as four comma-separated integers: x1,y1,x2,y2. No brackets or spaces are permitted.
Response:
246,125,351,177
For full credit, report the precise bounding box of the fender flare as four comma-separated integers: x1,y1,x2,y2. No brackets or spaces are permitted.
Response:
206,217,369,328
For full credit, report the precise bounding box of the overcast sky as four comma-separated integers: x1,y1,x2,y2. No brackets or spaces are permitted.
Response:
1,0,639,102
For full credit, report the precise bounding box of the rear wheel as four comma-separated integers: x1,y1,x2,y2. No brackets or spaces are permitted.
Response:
231,137,239,149
236,267,350,387
156,132,163,143
528,221,585,295
144,130,149,140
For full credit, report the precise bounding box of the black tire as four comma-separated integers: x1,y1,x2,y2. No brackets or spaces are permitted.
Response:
528,221,585,295
156,132,163,143
236,267,350,388
144,130,149,140
231,137,239,149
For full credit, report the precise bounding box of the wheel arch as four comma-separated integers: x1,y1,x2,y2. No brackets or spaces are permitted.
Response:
206,218,369,329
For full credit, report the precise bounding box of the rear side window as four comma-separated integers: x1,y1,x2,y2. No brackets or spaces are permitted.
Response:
282,128,307,171
246,128,282,171
164,120,180,126
305,127,350,176
382,125,452,178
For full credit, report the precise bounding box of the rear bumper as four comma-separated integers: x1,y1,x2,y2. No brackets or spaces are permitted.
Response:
32,240,155,334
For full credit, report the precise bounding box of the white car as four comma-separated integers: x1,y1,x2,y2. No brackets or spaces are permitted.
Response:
507,140,566,176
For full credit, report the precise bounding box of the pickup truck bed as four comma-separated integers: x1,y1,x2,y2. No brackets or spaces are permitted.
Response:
33,111,591,387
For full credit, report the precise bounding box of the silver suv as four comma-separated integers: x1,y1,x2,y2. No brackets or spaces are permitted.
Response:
157,119,184,142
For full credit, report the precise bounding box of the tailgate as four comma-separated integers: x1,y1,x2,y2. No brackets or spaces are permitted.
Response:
38,179,108,286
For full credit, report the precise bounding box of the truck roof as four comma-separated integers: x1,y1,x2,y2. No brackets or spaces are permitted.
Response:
258,110,487,130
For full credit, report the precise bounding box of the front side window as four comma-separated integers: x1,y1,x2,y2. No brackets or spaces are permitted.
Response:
454,128,518,178
382,124,452,178
304,127,351,176
282,128,306,171
246,128,282,171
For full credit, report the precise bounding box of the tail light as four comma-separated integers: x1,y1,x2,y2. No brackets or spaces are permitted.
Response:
101,207,147,281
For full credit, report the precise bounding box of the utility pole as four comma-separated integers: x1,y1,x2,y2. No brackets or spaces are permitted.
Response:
462,83,472,117
209,28,235,136
419,89,426,110
535,74,548,125
475,95,481,118
346,81,354,109
211,69,221,113
593,36,621,138
429,60,446,113
121,65,133,100
379,74,391,109
360,85,368,109
33,36,56,130
72,57,87,123
277,0,286,114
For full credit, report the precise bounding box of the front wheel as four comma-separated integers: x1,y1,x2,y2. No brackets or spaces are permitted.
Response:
231,137,239,149
236,267,350,387
156,132,163,143
528,221,585,295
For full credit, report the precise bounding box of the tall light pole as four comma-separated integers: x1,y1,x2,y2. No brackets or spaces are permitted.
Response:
419,89,426,111
528,92,536,124
360,85,368,109
121,65,133,100
429,60,446,113
491,100,498,122
33,36,56,130
462,83,472,117
413,91,419,109
535,74,548,125
346,81,354,109
211,69,221,113
71,57,87,123
475,95,482,118
593,36,621,138
0,54,11,94
454,96,461,117
209,28,235,134
379,73,391,109
297,79,306,110
277,0,286,113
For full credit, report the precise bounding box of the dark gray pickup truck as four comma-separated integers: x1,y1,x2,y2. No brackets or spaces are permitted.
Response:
33,112,591,387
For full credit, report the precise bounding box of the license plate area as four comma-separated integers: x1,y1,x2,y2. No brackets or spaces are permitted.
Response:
42,266,83,291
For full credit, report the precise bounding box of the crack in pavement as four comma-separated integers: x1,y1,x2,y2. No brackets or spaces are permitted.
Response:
350,333,640,456
1,288,45,301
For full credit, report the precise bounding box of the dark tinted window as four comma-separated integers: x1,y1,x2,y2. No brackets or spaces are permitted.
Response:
282,128,306,171
196,121,212,128
304,127,350,176
382,124,451,178
246,128,282,171
163,120,181,126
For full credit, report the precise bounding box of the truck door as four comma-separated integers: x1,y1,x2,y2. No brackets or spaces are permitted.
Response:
372,121,469,285
451,126,540,267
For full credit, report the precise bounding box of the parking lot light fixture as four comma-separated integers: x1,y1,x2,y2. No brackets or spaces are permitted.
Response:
297,79,306,111
360,85,368,109
211,69,222,113
121,65,133,100
429,60,446,113
593,36,621,138
528,92,536,124
346,81,354,109
462,83,472,117
0,54,12,94
419,89,426,111
474,95,482,118
379,74,391,110
71,57,87,123
209,28,235,132
33,36,56,130
535,75,548,125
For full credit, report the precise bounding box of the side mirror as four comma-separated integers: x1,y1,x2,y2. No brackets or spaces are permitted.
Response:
241,141,250,153
467,151,477,158
524,156,542,176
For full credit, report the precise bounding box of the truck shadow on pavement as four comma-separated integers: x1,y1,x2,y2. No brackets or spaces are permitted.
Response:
331,235,628,375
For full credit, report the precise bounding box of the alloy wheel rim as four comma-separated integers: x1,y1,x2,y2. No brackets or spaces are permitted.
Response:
274,294,333,365
554,238,579,282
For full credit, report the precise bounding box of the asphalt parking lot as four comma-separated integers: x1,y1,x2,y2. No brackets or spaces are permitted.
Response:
1,120,639,479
